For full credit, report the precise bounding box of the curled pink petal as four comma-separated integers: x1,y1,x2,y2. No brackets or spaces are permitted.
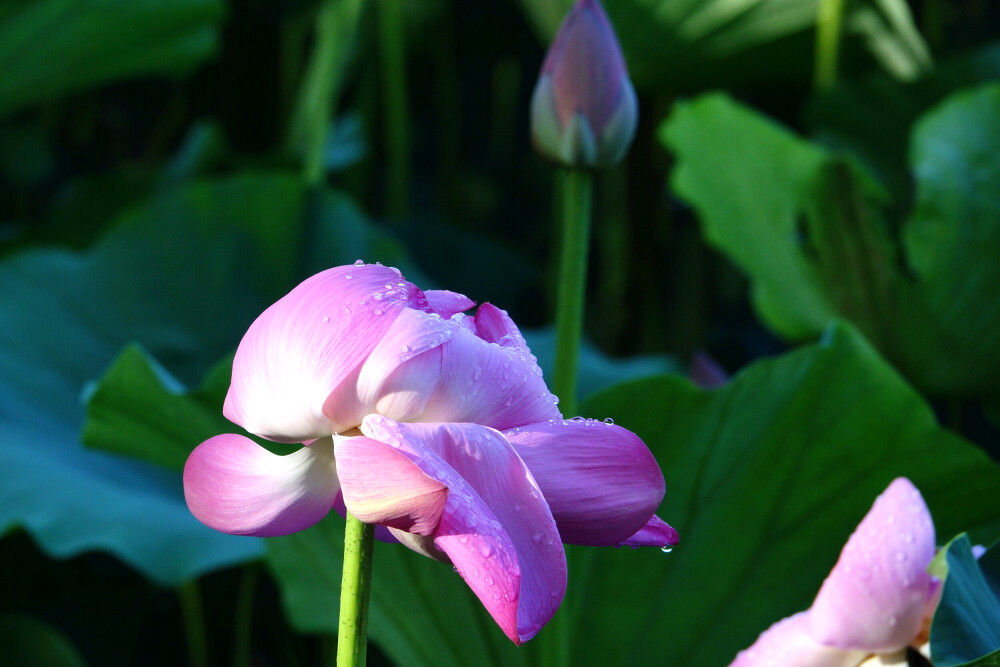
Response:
731,612,866,667
421,306,561,430
183,435,338,537
424,290,475,318
618,515,679,548
504,419,666,545
334,435,448,535
224,265,422,441
323,307,452,428
359,416,567,644
809,478,936,652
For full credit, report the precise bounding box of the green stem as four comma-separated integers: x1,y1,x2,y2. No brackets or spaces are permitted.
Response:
552,168,594,418
290,0,368,187
814,0,845,92
232,565,258,667
178,580,209,667
338,511,376,667
378,0,411,218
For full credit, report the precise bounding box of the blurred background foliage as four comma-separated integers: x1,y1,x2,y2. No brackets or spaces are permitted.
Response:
1,0,999,665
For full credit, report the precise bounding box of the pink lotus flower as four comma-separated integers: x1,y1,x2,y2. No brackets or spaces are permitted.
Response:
183,262,676,644
731,478,939,666
529,0,638,167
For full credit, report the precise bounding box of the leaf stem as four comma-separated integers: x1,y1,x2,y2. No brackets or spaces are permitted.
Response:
290,0,368,187
338,511,376,667
552,167,594,418
378,0,411,218
232,565,258,667
814,0,845,92
178,580,209,667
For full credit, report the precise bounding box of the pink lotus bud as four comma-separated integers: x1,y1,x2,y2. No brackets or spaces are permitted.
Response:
529,0,638,168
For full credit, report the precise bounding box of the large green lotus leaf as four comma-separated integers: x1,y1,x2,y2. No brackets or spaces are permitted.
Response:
0,0,223,118
0,172,322,585
931,536,1000,667
566,322,1000,666
268,323,1000,666
806,42,1000,203
661,86,1000,403
515,0,929,91
900,83,1000,398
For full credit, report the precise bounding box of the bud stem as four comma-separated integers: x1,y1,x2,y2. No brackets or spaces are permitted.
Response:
552,167,594,418
814,0,845,92
338,511,376,667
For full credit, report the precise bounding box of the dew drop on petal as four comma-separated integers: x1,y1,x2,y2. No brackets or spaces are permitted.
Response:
604,417,614,425
341,305,351,315
400,344,410,354
373,309,383,316
661,545,673,554
322,316,329,323
484,575,495,586
354,259,364,266
345,274,353,279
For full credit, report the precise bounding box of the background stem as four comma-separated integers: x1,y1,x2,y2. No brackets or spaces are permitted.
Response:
378,0,410,219
178,580,209,667
337,512,376,667
552,167,594,417
290,0,367,187
814,0,845,92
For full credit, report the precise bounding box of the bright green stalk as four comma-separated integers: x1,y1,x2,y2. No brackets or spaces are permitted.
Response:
814,0,845,91
178,580,209,667
337,511,376,667
378,0,411,218
289,0,367,187
552,168,594,418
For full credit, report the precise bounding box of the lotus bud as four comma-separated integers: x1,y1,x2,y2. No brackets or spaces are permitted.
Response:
529,0,638,168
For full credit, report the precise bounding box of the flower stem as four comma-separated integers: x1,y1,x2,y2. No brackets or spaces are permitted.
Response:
338,511,376,667
814,0,845,92
552,167,594,418
378,0,410,219
178,580,209,667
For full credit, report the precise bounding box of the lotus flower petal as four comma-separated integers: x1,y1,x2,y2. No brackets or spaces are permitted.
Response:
419,305,560,430
183,435,338,537
504,419,667,545
224,265,424,441
618,515,680,549
809,478,936,652
323,307,453,428
344,416,567,644
424,290,476,318
731,612,866,667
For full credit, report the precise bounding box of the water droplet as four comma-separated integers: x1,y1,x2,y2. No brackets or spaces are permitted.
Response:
345,273,353,279
603,417,615,425
400,344,410,354
341,305,351,315
354,259,364,266
322,316,329,323
661,545,673,554
570,416,585,423
473,366,483,381
478,543,493,558
373,309,383,316
375,261,382,266
552,395,560,405
484,575,495,586
458,535,469,544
